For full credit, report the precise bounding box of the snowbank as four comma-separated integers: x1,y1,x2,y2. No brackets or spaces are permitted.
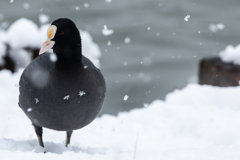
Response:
219,44,240,65
0,18,101,68
0,69,240,159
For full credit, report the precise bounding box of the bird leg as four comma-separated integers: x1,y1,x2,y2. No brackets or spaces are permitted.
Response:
33,124,44,148
65,131,73,147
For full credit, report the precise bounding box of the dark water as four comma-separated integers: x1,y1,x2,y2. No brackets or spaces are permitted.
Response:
1,0,240,115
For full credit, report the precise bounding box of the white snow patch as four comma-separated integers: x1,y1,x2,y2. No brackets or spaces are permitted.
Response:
38,13,50,24
63,95,70,100
124,37,131,44
2,70,240,158
184,15,190,21
219,44,240,65
102,25,114,36
147,27,151,30
84,66,88,69
123,95,129,101
105,0,112,3
10,0,14,3
209,23,225,32
79,91,86,96
34,98,39,104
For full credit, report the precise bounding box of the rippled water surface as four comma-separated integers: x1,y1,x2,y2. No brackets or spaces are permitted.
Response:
1,0,240,114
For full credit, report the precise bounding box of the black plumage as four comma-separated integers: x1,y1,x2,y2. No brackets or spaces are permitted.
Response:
18,18,106,147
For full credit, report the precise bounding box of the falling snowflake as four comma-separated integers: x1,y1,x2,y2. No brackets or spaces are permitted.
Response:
50,53,57,62
39,13,50,24
124,37,131,44
72,5,80,11
27,108,32,112
184,15,190,21
63,95,70,100
23,3,30,9
123,95,129,101
79,91,86,96
209,23,225,32
102,25,114,36
84,3,89,8
34,98,39,104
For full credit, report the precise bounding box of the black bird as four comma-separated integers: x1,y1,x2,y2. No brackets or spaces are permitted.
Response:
18,18,106,147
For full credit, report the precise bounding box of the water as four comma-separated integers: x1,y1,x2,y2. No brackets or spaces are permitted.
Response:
1,0,240,115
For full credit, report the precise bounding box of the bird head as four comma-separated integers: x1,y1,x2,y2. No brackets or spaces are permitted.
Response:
39,18,81,56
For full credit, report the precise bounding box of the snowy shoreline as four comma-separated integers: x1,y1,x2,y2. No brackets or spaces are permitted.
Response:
0,17,240,160
0,69,240,159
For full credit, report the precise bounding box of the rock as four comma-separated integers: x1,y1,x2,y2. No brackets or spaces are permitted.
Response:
199,56,240,86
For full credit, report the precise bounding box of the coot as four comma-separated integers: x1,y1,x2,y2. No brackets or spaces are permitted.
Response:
18,18,106,147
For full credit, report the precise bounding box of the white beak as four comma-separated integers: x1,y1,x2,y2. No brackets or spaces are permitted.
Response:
39,25,57,55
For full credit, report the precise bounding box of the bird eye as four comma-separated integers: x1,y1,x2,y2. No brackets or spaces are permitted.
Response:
60,31,64,35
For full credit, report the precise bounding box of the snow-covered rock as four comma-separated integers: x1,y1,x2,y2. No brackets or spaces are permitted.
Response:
0,69,240,159
5,18,41,49
219,44,240,65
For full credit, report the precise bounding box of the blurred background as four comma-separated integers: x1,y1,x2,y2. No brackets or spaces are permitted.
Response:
0,0,240,115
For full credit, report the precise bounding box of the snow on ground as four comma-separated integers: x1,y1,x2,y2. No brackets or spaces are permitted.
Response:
0,69,240,159
0,18,101,68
